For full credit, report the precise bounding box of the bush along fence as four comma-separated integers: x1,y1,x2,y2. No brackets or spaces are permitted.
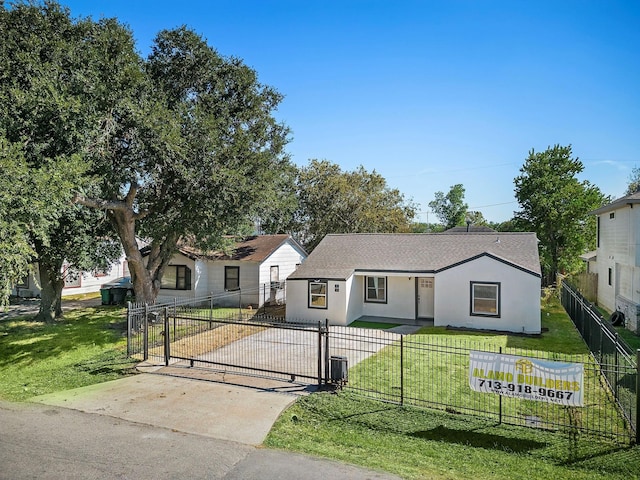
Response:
561,280,639,444
127,295,638,444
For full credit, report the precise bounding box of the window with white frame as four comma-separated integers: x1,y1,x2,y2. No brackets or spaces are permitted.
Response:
270,265,280,289
309,281,327,309
470,282,500,316
365,276,387,303
161,265,192,290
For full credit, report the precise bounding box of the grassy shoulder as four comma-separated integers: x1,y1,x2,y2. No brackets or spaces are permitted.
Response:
266,391,639,480
0,306,137,401
265,298,640,479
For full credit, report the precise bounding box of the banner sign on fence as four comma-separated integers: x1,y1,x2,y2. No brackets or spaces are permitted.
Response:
469,351,584,406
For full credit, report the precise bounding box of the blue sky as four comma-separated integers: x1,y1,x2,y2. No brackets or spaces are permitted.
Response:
61,0,640,223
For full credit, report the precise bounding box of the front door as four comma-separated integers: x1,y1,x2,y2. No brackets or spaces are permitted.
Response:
417,277,434,318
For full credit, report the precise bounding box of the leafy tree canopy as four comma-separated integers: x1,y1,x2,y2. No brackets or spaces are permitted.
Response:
291,159,417,251
626,166,640,195
0,1,126,318
428,184,468,230
76,26,294,302
514,144,607,284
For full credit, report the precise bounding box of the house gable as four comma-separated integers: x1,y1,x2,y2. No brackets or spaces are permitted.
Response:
436,252,542,278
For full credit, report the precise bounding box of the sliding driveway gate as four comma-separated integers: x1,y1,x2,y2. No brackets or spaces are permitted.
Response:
127,300,396,387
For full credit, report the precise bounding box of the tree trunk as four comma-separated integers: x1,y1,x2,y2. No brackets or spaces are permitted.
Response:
35,258,64,323
75,190,177,306
108,209,168,305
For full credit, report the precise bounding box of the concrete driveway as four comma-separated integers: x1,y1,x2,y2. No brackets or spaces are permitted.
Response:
32,367,312,445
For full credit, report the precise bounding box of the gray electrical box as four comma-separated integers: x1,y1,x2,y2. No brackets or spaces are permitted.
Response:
330,355,348,384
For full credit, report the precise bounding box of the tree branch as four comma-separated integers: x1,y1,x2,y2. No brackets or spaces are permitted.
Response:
73,193,127,212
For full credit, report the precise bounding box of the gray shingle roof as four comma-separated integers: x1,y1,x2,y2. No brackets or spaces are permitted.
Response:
288,233,541,280
590,191,640,215
160,235,306,262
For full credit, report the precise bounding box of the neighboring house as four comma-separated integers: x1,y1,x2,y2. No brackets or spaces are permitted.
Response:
153,235,307,307
11,254,130,298
286,233,541,333
590,192,640,332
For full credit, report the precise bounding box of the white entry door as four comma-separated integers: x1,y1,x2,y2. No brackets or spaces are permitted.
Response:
417,277,434,318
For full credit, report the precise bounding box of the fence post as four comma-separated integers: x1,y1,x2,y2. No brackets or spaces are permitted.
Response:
126,301,132,356
636,349,639,445
324,319,330,386
614,334,620,399
499,346,503,424
143,303,149,361
317,321,323,387
164,307,170,367
400,335,404,406
173,298,177,339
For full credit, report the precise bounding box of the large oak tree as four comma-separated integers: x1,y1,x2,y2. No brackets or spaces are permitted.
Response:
0,2,125,319
76,27,293,303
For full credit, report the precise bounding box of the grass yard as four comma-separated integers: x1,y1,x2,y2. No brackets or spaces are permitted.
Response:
266,392,640,480
266,297,640,479
0,305,137,401
349,320,401,330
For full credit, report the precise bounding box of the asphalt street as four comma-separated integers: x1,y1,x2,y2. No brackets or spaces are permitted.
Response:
0,401,400,480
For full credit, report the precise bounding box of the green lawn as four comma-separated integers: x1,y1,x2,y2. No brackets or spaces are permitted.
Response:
266,298,640,479
266,392,640,480
0,305,137,401
348,320,401,330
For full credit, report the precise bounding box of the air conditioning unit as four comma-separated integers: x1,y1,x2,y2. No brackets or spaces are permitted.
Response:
330,355,348,385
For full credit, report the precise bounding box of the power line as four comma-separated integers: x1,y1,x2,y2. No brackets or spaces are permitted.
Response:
388,162,520,179
416,200,518,215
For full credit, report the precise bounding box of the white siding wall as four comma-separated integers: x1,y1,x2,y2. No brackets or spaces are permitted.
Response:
157,253,198,302
435,256,541,334
206,261,260,307
286,275,416,325
194,260,208,297
360,275,415,320
259,241,307,305
259,241,306,285
12,255,129,298
346,276,362,323
286,279,348,324
595,206,640,312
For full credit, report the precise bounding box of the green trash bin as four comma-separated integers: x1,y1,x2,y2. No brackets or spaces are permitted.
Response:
100,288,112,305
111,287,127,305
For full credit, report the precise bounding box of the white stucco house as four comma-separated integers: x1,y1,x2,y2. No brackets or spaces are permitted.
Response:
11,254,130,298
286,233,542,333
153,234,307,307
589,192,640,332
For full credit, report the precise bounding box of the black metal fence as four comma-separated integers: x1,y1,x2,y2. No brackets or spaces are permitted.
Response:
127,296,638,444
326,326,636,444
560,281,638,443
